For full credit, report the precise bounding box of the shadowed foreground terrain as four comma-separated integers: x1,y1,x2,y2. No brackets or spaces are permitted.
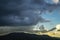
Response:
0,32,60,40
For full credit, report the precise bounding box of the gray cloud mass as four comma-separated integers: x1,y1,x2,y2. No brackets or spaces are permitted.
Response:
0,0,60,26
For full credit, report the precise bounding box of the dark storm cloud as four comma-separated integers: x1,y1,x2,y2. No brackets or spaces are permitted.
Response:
0,0,60,26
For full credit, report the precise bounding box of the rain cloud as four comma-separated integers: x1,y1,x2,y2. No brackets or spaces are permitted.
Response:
0,0,60,26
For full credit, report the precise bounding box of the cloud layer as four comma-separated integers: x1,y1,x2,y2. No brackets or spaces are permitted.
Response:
0,0,60,26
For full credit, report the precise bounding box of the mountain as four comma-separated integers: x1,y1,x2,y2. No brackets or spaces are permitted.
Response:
0,32,60,40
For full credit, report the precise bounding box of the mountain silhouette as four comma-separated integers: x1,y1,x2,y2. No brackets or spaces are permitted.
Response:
0,32,60,40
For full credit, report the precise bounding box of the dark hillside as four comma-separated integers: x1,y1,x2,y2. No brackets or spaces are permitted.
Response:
0,32,60,40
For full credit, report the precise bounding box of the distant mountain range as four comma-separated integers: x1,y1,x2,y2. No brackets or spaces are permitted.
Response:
0,32,60,40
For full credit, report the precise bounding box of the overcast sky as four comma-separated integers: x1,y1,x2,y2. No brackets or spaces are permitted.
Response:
0,0,60,31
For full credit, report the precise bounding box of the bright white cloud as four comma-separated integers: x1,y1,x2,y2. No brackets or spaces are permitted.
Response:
52,0,59,4
45,0,59,4
56,24,60,29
